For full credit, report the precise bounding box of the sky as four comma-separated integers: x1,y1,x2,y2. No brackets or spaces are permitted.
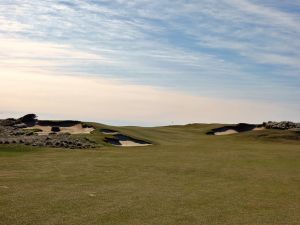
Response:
0,0,299,125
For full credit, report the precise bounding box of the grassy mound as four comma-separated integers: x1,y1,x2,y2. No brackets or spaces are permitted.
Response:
0,123,299,225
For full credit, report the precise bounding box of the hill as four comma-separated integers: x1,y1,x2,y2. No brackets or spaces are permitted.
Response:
0,118,299,225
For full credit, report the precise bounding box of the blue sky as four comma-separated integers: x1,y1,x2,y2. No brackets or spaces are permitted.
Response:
0,0,299,124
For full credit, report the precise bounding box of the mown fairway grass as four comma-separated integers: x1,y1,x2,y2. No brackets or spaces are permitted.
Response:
0,124,300,225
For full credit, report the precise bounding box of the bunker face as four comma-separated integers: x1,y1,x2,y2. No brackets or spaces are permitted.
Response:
214,129,238,135
26,124,94,135
105,134,151,147
100,129,119,135
118,140,151,147
101,129,152,147
208,123,264,135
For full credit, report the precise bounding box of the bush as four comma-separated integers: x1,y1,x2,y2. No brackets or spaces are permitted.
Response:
51,126,61,132
18,114,37,124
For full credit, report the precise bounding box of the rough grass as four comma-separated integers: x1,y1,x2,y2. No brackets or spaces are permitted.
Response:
0,123,299,225
23,128,43,133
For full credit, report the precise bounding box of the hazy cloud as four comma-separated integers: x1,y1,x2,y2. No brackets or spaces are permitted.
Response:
0,0,299,123
1,69,298,125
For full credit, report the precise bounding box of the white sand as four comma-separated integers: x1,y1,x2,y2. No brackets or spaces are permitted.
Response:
214,129,238,135
253,127,266,131
119,141,152,147
214,127,265,135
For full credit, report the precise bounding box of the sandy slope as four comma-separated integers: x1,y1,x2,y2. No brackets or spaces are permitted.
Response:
26,124,94,135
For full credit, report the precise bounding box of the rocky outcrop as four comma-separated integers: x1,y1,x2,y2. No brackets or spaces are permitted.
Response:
0,114,37,127
0,114,96,149
0,134,95,149
0,125,96,149
263,121,300,130
0,118,18,126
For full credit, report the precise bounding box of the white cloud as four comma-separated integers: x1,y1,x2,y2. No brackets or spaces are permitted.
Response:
2,0,299,71
0,17,32,32
225,0,299,29
0,38,111,60
0,0,299,120
0,38,114,72
247,52,300,68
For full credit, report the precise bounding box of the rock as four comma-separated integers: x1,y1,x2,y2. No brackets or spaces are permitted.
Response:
76,142,82,147
0,118,17,126
0,117,97,150
13,131,25,136
263,121,300,130
13,123,27,128
26,132,34,136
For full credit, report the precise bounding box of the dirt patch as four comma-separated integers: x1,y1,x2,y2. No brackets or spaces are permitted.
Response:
0,185,9,189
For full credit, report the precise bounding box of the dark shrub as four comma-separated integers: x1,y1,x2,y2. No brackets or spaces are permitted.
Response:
51,126,61,132
18,114,37,124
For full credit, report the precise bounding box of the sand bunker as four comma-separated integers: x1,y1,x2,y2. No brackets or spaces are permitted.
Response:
214,129,238,135
208,123,265,136
26,124,94,135
104,134,151,147
101,129,151,147
253,127,266,131
118,140,151,147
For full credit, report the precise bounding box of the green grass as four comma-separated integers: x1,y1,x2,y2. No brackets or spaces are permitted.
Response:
23,128,43,133
0,123,299,225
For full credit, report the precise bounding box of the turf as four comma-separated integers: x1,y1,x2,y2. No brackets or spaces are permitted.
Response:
0,123,299,225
